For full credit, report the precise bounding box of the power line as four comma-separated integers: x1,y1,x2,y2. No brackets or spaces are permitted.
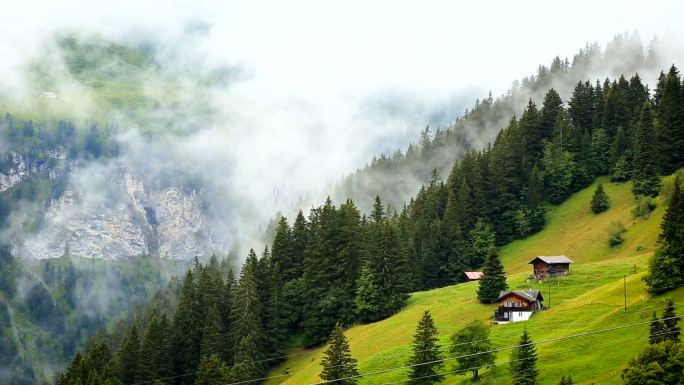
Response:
304,316,680,385
125,278,684,385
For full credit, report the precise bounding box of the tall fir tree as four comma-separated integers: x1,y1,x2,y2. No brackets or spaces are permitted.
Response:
200,306,228,362
139,311,172,384
194,354,228,385
320,324,359,384
477,248,508,303
408,311,443,385
590,183,610,213
645,176,684,293
649,311,666,345
662,299,681,343
655,66,684,174
510,329,538,385
117,325,141,385
632,102,661,198
172,270,203,384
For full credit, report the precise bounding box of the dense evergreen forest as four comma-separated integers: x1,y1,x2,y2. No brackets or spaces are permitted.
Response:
55,64,684,385
334,33,669,212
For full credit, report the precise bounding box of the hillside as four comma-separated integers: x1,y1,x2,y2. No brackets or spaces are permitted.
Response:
266,174,681,385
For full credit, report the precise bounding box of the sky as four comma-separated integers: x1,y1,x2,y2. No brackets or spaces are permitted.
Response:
2,0,684,255
3,1,683,105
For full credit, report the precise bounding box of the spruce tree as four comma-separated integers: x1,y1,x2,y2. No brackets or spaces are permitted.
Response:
477,248,508,303
230,333,265,382
354,263,380,323
590,183,610,213
139,311,172,383
662,299,681,343
649,311,665,345
645,176,684,293
558,375,573,385
408,311,443,385
194,354,228,385
632,102,661,198
172,270,203,383
510,329,538,385
117,326,141,385
655,66,684,174
320,324,359,384
231,250,266,365
200,306,227,361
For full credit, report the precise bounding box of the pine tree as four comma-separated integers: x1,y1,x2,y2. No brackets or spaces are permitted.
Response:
231,250,266,364
450,320,494,380
558,375,573,385
645,176,684,293
408,311,443,385
172,270,203,383
194,354,228,385
649,311,665,345
320,324,359,384
632,102,661,198
590,183,610,213
477,248,508,303
662,299,681,343
200,306,227,361
117,326,141,385
271,216,294,280
655,66,684,174
230,333,265,382
510,329,538,385
354,263,381,323
139,311,172,383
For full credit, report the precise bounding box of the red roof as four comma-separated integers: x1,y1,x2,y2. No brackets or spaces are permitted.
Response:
464,271,484,280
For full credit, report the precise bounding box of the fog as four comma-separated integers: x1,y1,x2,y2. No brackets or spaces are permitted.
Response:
1,1,684,260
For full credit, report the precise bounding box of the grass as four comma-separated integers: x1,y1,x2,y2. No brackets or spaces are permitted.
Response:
266,175,682,385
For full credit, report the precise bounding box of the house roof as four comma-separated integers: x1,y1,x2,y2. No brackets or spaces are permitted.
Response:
464,271,484,280
497,289,544,302
528,255,574,265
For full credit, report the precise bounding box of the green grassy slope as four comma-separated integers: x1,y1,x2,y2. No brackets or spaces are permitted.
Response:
266,175,682,385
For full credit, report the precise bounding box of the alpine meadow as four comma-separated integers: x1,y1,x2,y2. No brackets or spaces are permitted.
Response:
1,2,684,385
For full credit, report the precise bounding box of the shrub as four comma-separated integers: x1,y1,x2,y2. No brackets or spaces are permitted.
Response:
632,196,657,219
609,221,627,246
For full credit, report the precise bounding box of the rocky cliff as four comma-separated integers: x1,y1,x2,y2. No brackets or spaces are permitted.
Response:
11,160,225,261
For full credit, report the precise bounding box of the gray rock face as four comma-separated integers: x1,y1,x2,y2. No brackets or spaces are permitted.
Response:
14,165,224,261
0,149,66,191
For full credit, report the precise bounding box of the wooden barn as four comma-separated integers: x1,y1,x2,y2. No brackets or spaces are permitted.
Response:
528,255,574,278
494,289,544,323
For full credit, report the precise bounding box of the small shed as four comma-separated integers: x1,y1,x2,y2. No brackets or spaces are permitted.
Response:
464,271,484,281
494,289,544,323
528,255,574,278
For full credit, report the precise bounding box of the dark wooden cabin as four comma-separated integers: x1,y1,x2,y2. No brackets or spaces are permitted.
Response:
494,290,544,323
528,255,574,278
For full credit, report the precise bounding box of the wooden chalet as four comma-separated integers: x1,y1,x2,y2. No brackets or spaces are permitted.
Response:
494,289,543,323
464,271,484,281
528,255,574,278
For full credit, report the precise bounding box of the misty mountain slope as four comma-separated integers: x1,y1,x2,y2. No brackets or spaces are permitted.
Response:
266,175,674,385
0,251,188,385
334,33,677,212
1,33,220,131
